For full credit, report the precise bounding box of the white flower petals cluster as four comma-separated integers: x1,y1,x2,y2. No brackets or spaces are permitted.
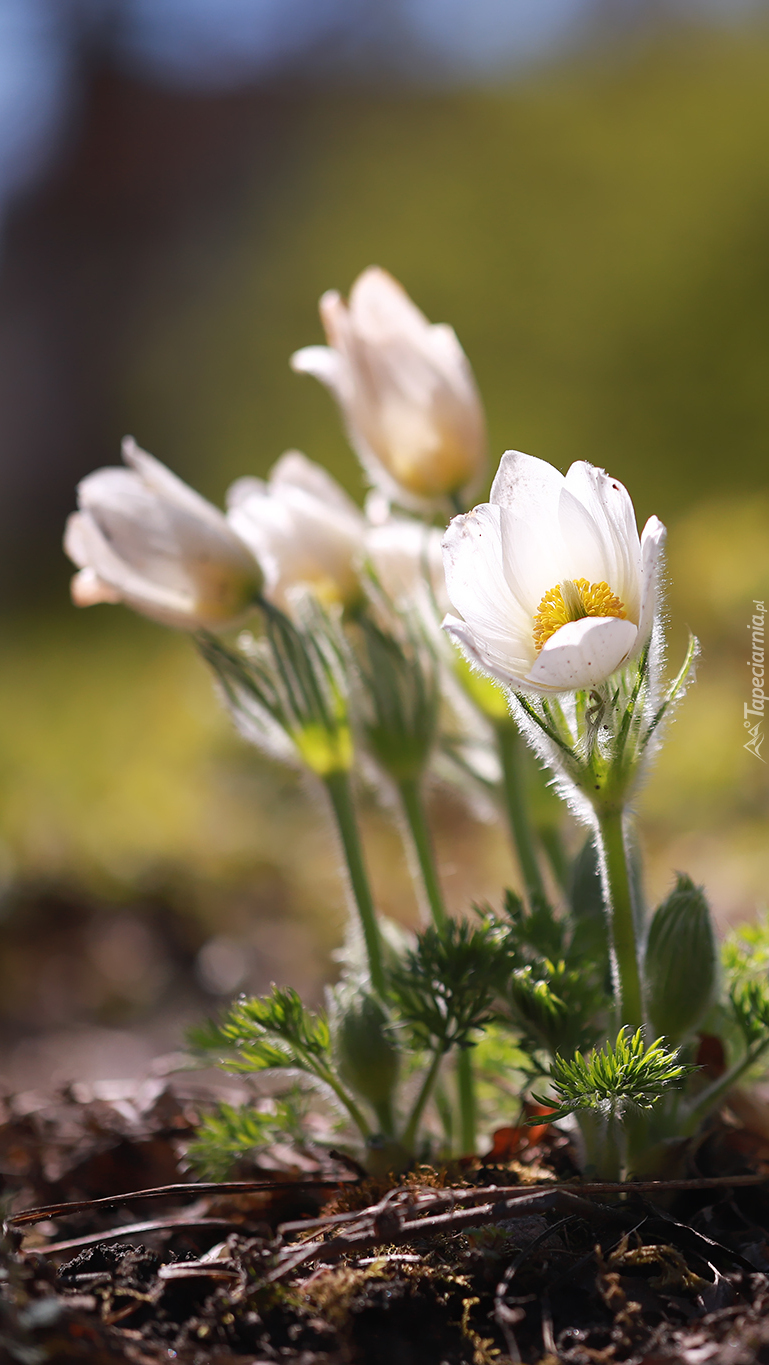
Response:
291,267,486,510
64,438,263,631
442,451,666,694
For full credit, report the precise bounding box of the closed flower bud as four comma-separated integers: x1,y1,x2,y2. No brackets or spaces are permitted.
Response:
336,992,400,1133
64,438,263,631
644,874,717,1044
291,267,486,510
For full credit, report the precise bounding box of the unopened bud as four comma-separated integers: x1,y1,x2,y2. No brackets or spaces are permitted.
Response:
336,993,400,1129
644,874,717,1044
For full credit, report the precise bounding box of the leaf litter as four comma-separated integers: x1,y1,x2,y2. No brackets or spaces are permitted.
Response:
3,1079,769,1362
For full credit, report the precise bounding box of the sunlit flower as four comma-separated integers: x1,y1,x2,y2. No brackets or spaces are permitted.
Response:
64,438,263,631
442,451,666,693
291,267,486,509
227,450,365,611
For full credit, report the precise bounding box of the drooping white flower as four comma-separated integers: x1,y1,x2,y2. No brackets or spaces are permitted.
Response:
442,451,666,694
227,450,365,611
64,437,263,631
291,267,486,509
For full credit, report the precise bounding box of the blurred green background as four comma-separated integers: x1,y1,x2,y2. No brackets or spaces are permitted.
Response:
0,19,767,1089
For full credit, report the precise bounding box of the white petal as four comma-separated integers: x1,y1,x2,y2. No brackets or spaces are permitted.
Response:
65,509,198,624
228,476,362,609
442,614,530,690
489,452,575,611
442,506,535,674
63,511,93,570
226,476,266,510
290,344,346,395
347,267,429,344
70,567,121,606
121,437,227,532
270,450,361,517
637,515,667,646
562,463,642,618
366,519,447,611
526,616,638,691
490,449,564,515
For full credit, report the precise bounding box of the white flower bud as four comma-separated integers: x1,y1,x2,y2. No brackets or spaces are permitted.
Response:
291,267,486,509
64,438,263,631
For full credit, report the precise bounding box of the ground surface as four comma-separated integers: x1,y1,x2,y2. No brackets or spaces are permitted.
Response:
3,1082,769,1363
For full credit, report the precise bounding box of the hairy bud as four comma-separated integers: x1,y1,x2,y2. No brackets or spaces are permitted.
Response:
336,992,400,1132
644,874,717,1044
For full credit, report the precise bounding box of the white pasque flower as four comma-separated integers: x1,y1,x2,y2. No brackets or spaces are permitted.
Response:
227,450,365,611
291,266,486,508
64,437,263,631
441,451,666,693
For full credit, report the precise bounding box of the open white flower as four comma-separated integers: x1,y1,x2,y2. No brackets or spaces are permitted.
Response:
442,451,666,693
227,450,365,611
64,437,263,631
291,267,486,509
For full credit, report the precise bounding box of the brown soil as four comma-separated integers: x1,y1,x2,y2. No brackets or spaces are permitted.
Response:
3,1082,769,1364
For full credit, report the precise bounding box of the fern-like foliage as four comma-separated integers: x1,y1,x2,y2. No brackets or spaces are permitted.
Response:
482,887,610,1057
186,1092,313,1181
188,985,331,1077
535,1028,694,1123
388,919,505,1052
186,1103,282,1181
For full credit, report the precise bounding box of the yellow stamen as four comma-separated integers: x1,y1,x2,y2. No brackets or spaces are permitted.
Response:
533,578,626,653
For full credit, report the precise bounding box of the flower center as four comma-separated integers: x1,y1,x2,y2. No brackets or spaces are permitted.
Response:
532,578,627,653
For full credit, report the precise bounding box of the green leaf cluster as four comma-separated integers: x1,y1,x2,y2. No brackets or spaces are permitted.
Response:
186,1097,307,1181
497,884,610,1057
538,1028,694,1124
189,985,332,1075
388,919,504,1053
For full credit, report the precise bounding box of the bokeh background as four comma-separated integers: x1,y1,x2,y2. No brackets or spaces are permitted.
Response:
0,0,767,1093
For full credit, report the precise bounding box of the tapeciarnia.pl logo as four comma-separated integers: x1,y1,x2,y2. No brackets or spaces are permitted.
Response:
744,599,766,762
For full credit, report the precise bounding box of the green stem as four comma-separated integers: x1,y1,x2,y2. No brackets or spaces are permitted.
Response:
595,807,644,1032
457,1048,477,1154
396,781,478,1151
324,769,386,999
402,1045,446,1151
494,720,546,902
683,1037,769,1134
539,826,570,893
398,777,447,930
318,1066,373,1140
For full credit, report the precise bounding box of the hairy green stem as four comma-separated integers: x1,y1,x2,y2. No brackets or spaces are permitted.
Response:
398,777,447,931
324,769,386,999
494,720,546,902
596,808,644,1032
457,1048,477,1154
319,1066,373,1139
402,1045,446,1151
